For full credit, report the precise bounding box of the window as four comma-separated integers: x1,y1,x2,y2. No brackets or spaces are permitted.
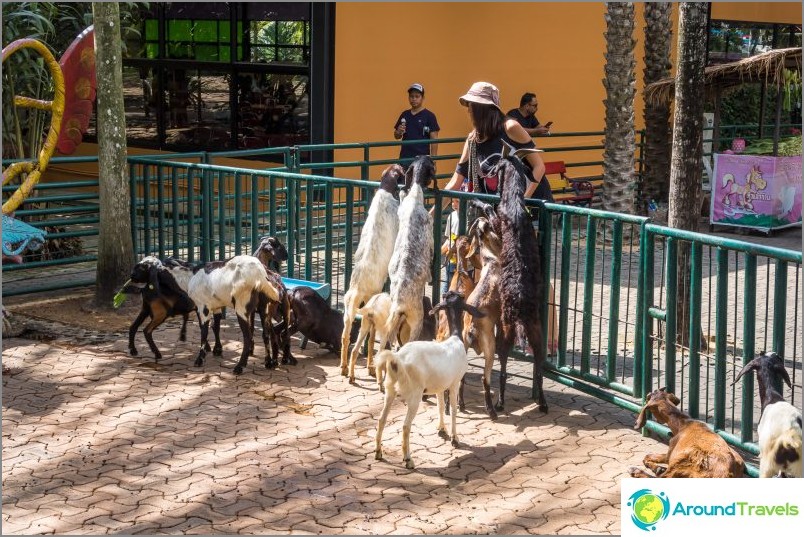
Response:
708,20,802,64
120,2,313,153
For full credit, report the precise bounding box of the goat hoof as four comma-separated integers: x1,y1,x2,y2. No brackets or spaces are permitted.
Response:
494,401,505,411
488,409,498,421
375,449,383,461
340,367,349,377
367,366,377,378
348,376,356,385
233,365,244,375
129,348,138,357
212,347,223,357
451,438,460,448
204,343,211,352
266,360,278,370
154,354,162,362
194,357,204,367
438,429,450,441
179,334,187,342
538,404,549,414
405,459,415,470
459,404,466,413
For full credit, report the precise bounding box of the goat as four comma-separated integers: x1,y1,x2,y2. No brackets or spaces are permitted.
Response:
288,286,360,354
252,236,295,366
164,255,281,374
629,388,746,478
339,164,403,377
493,157,548,413
733,351,802,478
377,155,436,388
436,235,482,342
460,212,506,419
122,256,198,361
347,293,436,384
374,291,484,469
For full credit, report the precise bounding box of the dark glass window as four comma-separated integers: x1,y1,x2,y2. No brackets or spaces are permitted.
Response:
708,20,802,64
120,2,312,153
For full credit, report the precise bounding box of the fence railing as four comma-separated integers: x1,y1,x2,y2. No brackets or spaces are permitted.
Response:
3,134,801,476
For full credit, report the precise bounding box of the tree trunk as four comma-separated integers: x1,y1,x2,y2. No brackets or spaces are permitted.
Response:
601,2,637,215
668,2,709,348
93,2,135,307
641,2,673,210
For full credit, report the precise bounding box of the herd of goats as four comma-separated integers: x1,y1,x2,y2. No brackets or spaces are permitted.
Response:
120,155,801,476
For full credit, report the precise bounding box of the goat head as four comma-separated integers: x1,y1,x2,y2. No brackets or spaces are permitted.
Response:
732,351,792,388
634,388,681,429
379,164,405,195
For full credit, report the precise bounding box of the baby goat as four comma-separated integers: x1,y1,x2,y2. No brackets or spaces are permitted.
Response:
289,286,360,354
252,236,295,366
374,291,484,469
124,256,198,361
733,351,802,478
630,388,746,478
339,164,403,376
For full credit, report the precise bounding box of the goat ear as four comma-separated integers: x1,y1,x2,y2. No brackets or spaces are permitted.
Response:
634,403,651,430
462,303,485,319
429,303,444,316
732,360,757,385
148,264,160,291
777,363,793,389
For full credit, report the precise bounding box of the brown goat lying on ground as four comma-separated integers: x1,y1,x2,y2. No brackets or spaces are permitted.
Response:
630,388,746,478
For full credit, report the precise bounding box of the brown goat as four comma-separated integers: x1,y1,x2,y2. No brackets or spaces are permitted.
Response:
436,235,482,342
461,214,505,419
252,236,296,367
630,388,746,478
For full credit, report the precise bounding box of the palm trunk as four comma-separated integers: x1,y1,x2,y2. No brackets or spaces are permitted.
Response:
601,2,637,216
93,2,135,306
668,2,710,347
642,2,673,210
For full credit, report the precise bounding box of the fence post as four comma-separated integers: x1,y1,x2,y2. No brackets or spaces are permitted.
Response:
537,202,553,401
129,161,138,256
664,237,678,394
772,259,788,393
581,216,597,375
687,241,703,419
740,254,757,441
558,212,572,369
714,247,729,431
606,220,623,383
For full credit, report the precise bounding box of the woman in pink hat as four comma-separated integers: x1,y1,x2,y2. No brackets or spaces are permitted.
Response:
436,81,551,205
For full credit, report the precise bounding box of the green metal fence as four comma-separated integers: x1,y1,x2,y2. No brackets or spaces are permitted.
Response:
3,133,801,476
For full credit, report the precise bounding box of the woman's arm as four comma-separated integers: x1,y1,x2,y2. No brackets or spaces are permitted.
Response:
505,119,546,197
430,137,470,216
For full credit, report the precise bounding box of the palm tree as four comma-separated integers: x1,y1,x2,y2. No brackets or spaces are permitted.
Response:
93,1,135,306
668,2,710,347
641,2,673,210
601,2,637,215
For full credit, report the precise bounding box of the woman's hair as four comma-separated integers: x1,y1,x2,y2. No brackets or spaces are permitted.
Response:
469,103,504,142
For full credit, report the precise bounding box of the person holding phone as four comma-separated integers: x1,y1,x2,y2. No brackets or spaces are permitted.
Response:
507,92,552,137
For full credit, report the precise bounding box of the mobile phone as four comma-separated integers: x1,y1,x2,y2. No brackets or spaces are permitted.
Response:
544,121,553,128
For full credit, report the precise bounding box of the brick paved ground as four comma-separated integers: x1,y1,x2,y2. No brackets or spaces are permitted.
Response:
1,315,670,535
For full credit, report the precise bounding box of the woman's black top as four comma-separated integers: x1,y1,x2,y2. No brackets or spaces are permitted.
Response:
456,130,554,202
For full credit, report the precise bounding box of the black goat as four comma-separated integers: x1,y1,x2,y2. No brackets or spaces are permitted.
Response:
288,286,360,353
494,157,548,413
124,256,198,361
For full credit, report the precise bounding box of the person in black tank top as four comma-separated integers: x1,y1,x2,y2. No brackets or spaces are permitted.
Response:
431,81,550,217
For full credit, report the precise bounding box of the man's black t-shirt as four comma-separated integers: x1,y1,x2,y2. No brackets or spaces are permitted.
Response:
394,109,440,159
506,108,540,130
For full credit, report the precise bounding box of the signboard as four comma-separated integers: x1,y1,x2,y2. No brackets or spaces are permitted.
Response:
711,153,802,231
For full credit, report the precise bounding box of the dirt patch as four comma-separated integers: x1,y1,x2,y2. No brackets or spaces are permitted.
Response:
4,288,140,333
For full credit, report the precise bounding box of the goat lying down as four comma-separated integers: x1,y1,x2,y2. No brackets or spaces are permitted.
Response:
733,352,802,478
374,291,484,470
630,388,746,478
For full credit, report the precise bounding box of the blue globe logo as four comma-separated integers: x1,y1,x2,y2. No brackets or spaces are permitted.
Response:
627,489,670,531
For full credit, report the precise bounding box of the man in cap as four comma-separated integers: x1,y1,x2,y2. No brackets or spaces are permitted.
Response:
393,83,440,167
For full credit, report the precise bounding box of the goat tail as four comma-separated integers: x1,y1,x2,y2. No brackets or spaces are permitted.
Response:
772,428,803,473
375,349,407,387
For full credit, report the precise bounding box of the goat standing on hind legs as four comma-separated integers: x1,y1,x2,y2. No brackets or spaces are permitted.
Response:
338,164,402,378
493,157,549,413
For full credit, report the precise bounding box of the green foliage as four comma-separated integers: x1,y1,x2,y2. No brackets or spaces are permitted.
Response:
741,135,802,156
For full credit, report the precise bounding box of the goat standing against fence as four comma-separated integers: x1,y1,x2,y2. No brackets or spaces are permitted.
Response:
376,155,436,389
494,157,549,413
338,165,403,377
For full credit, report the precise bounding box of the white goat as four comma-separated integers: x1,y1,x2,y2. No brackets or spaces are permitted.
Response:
377,155,436,388
338,165,403,377
165,255,280,374
374,291,484,469
734,351,803,478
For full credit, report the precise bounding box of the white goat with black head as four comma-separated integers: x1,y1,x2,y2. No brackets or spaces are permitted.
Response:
376,155,436,389
338,164,403,377
733,351,802,478
165,255,281,374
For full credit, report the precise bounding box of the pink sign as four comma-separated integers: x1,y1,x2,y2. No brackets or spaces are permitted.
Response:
711,154,802,231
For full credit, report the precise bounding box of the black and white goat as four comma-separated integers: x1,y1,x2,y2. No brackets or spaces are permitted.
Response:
374,291,484,469
733,351,802,478
252,236,295,366
377,155,436,388
165,255,281,374
339,164,403,377
123,256,198,361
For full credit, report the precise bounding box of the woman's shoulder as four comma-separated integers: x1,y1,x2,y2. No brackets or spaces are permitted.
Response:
503,118,531,143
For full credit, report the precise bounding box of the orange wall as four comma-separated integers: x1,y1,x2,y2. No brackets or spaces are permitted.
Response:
333,2,800,179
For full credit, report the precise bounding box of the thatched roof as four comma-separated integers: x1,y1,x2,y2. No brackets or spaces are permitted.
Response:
644,47,802,105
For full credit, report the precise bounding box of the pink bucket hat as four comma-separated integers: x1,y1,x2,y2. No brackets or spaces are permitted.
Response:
459,81,503,112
